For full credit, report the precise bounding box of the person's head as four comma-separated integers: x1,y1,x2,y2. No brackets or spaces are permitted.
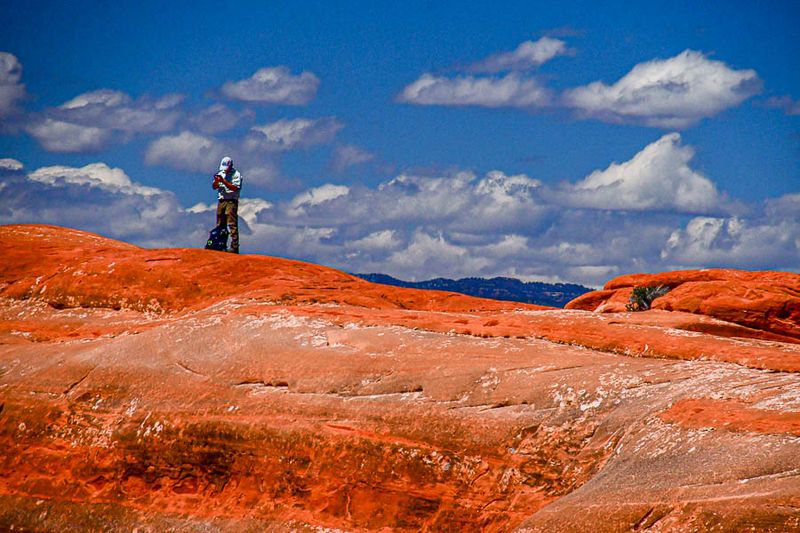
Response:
219,156,233,173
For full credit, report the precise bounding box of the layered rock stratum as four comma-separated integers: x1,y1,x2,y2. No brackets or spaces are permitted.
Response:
566,269,800,343
1,224,799,532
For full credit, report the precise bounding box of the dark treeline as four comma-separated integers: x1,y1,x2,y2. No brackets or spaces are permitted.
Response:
354,274,592,308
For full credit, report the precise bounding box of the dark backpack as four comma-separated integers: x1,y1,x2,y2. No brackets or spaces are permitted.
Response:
205,225,229,251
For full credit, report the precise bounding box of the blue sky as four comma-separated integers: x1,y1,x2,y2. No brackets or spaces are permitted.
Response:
0,1,798,286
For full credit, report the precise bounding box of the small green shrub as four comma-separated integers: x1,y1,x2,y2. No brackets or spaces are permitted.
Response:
626,285,670,312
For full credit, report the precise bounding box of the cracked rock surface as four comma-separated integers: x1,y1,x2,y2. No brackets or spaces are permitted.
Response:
1,224,799,532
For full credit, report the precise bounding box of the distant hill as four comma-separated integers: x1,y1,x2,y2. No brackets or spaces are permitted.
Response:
355,273,592,308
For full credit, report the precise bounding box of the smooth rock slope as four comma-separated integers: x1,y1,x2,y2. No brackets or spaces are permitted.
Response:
566,269,800,342
1,224,799,532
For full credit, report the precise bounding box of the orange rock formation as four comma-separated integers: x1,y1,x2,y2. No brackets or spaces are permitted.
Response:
1,224,799,532
566,269,800,341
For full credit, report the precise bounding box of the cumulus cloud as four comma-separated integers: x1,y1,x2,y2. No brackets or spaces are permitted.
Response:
468,37,573,73
765,192,800,218
60,89,129,110
28,163,161,196
244,189,679,286
398,72,552,108
242,169,557,278
246,117,343,151
221,66,319,105
245,163,285,189
144,130,223,172
383,231,491,280
398,37,572,109
7,136,794,287
145,117,344,188
330,144,375,172
0,52,26,120
55,89,183,132
232,134,775,285
270,170,550,238
288,184,350,216
563,132,733,214
26,119,113,153
187,103,255,134
563,50,761,128
0,162,208,247
237,198,275,227
0,157,24,172
661,193,800,270
347,230,401,251
27,89,184,152
399,47,760,129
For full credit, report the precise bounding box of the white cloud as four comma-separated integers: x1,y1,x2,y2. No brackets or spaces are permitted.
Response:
238,198,274,227
60,89,130,109
26,119,113,153
468,37,572,73
145,117,343,187
221,66,319,105
144,131,224,172
661,198,800,269
246,163,284,189
245,200,675,286
765,193,800,218
247,117,343,151
233,138,767,285
0,158,23,172
564,132,731,214
188,103,254,133
377,172,477,222
53,89,183,132
476,171,542,208
187,202,215,214
398,72,552,108
330,144,375,172
348,230,401,251
0,52,26,119
383,230,491,280
289,184,350,215
563,50,761,128
272,170,550,236
28,89,184,152
397,38,568,109
480,234,530,257
28,163,161,196
6,135,795,288
188,197,274,228
0,162,209,247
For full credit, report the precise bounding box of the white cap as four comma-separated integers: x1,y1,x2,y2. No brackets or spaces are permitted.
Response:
219,156,233,171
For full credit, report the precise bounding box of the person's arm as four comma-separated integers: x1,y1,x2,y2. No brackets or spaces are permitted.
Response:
215,173,240,192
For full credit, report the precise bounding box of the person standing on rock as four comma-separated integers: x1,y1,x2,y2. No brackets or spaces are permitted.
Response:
212,156,243,253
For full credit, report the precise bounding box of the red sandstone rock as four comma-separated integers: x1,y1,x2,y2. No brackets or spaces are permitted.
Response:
0,224,545,314
566,268,800,341
1,224,799,532
659,398,800,436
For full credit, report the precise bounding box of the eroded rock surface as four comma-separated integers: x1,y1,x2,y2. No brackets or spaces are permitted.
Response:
566,269,800,342
1,224,799,532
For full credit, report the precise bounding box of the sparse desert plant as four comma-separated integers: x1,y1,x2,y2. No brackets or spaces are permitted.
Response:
626,285,670,312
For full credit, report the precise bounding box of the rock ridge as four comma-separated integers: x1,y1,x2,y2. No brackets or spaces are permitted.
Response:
1,224,799,532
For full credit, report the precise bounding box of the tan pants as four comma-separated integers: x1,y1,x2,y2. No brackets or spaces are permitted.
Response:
216,200,239,251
